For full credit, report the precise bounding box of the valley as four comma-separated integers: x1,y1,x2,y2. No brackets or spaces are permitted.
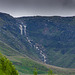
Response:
0,12,75,75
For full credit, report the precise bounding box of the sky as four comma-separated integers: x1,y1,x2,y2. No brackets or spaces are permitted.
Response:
0,0,75,17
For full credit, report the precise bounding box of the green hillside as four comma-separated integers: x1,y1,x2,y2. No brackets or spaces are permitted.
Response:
0,12,75,75
0,37,75,75
0,39,49,74
0,12,75,68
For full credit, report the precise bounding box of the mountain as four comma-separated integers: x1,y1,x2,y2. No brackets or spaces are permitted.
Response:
0,12,75,75
17,16,75,68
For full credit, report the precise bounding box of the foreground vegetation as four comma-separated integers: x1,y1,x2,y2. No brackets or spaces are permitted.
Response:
0,53,18,75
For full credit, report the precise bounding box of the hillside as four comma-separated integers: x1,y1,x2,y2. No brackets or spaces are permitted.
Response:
0,42,75,75
17,16,75,68
0,12,75,75
0,39,49,74
1,37,75,75
0,13,40,60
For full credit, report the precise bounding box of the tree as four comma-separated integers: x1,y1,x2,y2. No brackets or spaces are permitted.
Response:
0,53,18,75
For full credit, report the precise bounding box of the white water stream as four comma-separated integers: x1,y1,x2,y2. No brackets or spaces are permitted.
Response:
19,25,23,35
19,23,47,63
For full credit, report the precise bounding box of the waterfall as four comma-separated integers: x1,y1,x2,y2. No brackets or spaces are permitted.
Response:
24,25,27,35
19,25,23,35
19,22,47,63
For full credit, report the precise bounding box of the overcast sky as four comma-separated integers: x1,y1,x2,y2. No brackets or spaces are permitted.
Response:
0,0,75,17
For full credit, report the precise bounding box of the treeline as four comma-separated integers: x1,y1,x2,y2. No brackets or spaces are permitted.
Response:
0,53,18,75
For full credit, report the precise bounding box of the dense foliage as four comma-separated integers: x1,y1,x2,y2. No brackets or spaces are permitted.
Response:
0,53,18,75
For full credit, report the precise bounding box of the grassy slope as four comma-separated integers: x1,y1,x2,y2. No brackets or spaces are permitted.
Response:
0,40,48,74
0,41,75,75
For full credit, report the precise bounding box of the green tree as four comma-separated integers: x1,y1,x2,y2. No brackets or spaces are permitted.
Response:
0,53,18,75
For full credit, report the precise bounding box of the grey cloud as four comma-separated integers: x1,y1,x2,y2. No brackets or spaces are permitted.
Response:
62,0,75,8
0,0,75,17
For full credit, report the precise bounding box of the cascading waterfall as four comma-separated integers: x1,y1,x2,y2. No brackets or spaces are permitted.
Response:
19,22,47,63
35,45,46,63
19,25,23,35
